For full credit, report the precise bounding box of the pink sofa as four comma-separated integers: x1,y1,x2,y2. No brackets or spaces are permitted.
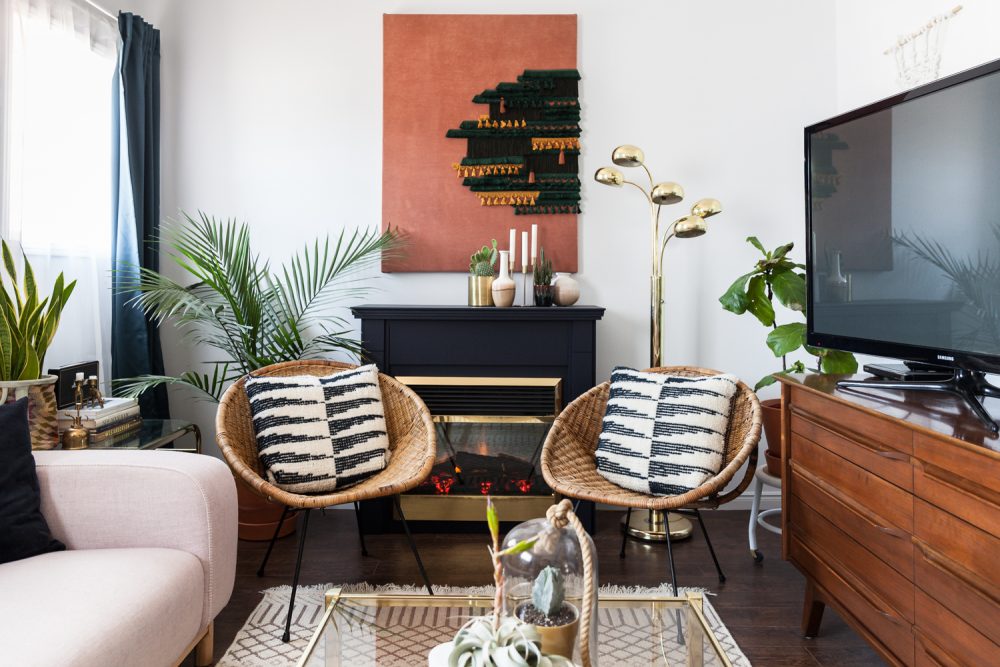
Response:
0,450,238,667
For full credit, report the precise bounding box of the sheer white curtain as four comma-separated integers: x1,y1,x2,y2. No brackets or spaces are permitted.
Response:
1,0,118,384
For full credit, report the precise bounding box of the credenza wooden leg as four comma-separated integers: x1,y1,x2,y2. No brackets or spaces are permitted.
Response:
802,582,825,638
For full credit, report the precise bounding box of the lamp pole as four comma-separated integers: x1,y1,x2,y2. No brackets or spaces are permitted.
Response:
595,145,722,543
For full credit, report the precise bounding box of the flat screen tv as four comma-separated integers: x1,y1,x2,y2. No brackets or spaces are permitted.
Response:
805,58,1000,430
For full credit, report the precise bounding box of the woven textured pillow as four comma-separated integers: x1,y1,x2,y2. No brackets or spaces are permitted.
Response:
595,368,738,496
245,365,389,493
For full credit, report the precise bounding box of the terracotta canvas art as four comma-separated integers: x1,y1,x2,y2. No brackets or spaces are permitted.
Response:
382,14,579,272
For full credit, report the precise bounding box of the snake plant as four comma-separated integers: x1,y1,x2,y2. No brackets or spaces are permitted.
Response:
0,240,76,381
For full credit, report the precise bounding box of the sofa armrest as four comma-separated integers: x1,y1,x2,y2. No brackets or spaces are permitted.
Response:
33,450,238,628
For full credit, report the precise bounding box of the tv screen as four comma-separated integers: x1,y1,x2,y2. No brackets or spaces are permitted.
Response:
806,59,1000,373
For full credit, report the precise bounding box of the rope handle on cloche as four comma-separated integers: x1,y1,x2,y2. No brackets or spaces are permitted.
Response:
545,499,594,667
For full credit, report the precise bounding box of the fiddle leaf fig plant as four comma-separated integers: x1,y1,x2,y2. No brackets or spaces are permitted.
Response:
720,237,857,390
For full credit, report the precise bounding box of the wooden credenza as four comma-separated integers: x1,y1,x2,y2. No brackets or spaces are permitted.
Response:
778,374,1000,666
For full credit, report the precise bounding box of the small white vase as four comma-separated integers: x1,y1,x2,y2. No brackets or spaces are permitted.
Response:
492,250,516,308
552,273,580,306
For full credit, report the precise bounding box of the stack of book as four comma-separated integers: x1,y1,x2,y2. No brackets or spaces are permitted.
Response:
57,397,142,445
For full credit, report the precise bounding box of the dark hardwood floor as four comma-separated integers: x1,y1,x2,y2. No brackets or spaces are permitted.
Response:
204,509,883,666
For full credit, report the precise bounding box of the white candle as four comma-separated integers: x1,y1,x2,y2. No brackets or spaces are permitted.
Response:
75,372,84,382
509,228,516,268
521,232,529,270
531,224,538,263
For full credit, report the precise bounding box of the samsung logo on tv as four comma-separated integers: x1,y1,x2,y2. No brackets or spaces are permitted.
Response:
937,354,955,361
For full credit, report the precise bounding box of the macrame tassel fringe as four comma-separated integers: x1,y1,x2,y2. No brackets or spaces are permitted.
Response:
500,97,506,114
558,148,566,165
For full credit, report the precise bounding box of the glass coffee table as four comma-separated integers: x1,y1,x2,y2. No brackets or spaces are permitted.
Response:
85,419,202,453
297,588,734,667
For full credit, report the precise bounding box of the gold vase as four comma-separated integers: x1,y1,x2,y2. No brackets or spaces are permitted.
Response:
468,275,495,307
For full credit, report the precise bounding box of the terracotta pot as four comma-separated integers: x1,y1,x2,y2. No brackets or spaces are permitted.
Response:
760,398,782,476
235,476,297,541
0,376,59,450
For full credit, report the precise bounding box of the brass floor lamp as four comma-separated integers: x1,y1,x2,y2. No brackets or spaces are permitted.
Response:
595,145,723,542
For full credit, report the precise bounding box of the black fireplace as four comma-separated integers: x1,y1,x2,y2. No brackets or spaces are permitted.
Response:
351,304,605,531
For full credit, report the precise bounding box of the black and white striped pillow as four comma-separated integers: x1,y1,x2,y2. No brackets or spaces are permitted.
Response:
595,368,738,496
245,365,389,494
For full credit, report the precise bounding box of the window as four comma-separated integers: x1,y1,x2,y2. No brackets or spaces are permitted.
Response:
1,0,118,375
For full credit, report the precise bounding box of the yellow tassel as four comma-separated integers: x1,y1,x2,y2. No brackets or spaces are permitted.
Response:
500,97,506,114
492,120,499,129
528,170,536,184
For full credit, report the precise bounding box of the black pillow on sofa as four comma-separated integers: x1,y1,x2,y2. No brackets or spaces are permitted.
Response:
0,398,65,564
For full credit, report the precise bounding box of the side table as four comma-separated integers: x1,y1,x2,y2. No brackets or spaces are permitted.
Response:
747,464,781,563
86,419,202,453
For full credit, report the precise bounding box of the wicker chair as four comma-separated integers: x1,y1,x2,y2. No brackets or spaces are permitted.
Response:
216,360,437,642
541,366,762,593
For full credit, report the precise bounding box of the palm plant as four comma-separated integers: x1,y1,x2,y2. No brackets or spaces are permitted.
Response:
115,212,396,402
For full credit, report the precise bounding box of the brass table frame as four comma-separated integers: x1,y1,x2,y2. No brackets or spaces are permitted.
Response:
297,588,733,667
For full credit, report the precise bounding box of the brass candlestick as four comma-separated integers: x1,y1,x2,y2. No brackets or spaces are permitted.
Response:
85,375,104,409
596,144,725,542
61,377,89,450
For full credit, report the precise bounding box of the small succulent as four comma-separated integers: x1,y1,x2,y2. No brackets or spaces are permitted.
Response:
531,566,565,617
447,615,573,667
533,248,553,286
470,240,499,277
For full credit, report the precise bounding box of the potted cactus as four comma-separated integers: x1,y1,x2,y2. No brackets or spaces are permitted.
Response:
533,248,554,307
0,240,76,449
427,498,573,667
469,239,498,307
515,566,580,659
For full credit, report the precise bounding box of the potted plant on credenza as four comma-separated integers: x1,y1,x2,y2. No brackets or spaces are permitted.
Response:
719,237,857,475
115,212,396,539
0,240,76,450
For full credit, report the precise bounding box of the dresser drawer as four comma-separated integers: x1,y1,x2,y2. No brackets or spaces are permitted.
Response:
791,408,912,490
791,387,912,454
790,464,913,579
914,452,1000,541
790,493,913,622
790,429,913,532
915,588,1000,667
915,538,1000,645
915,630,969,667
914,499,1000,610
790,534,913,664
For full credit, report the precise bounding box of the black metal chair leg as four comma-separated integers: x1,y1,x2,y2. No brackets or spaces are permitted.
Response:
620,507,632,559
282,509,311,643
694,508,726,583
394,496,433,595
664,520,678,597
354,501,369,557
257,505,291,577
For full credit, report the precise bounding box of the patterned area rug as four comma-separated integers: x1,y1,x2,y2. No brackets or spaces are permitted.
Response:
219,583,751,666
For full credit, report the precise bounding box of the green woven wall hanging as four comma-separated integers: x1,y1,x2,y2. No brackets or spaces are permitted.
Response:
446,69,581,216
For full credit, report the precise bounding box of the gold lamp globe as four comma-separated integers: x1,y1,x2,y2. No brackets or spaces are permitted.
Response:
594,166,625,187
611,145,645,168
691,198,723,218
673,214,708,238
651,182,685,205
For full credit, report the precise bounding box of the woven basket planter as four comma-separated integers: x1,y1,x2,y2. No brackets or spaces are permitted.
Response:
0,375,60,450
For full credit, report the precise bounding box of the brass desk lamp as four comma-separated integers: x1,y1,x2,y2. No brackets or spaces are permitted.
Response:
595,144,723,541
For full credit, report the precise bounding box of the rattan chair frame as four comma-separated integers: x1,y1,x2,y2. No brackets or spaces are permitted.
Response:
215,359,438,641
541,366,762,512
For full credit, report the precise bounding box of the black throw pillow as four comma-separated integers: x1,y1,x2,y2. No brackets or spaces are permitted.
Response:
0,398,65,564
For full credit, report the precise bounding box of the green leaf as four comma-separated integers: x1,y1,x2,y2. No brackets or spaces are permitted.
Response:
746,275,775,326
766,322,807,357
719,270,758,315
819,349,858,375
746,236,767,256
771,242,794,260
2,240,16,286
754,374,778,391
771,269,807,312
500,538,537,557
486,497,499,544
18,345,39,380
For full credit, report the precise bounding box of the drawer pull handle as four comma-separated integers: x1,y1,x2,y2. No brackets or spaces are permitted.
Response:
874,449,909,461
875,523,907,539
917,633,961,667
791,463,908,540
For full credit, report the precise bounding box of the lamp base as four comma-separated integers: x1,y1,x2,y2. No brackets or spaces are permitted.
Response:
621,509,693,542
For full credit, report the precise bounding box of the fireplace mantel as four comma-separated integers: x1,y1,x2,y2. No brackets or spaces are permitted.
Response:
352,304,605,531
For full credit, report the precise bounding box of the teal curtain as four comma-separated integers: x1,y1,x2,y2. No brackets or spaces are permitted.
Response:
111,13,168,418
